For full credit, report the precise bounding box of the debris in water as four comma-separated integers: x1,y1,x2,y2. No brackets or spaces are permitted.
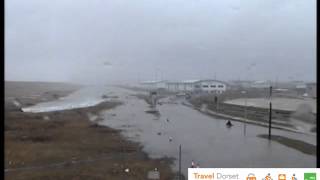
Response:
169,137,173,142
12,99,21,107
157,132,162,136
147,169,160,179
87,113,98,121
124,168,130,173
43,115,50,121
226,120,233,127
145,109,160,114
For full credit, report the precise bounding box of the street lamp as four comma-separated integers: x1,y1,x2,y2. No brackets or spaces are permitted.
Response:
268,86,272,139
241,90,247,135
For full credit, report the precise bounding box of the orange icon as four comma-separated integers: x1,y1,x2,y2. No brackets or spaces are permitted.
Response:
247,173,257,180
279,174,286,180
265,173,273,180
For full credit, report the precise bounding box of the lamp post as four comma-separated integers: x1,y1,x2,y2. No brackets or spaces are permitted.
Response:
179,144,182,180
241,90,247,135
268,86,272,139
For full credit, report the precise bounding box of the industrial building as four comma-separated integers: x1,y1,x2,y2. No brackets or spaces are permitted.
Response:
140,80,168,90
140,79,228,94
166,80,199,92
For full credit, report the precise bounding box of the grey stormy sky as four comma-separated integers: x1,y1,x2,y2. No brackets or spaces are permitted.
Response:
5,0,316,84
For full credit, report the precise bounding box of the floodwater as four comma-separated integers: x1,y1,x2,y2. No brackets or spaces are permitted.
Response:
23,86,317,178
98,87,316,177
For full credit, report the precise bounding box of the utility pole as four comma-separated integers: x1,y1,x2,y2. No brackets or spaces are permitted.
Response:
179,145,182,180
241,91,247,136
214,96,218,111
268,86,272,140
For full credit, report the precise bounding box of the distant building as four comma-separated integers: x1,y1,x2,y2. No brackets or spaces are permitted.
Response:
141,79,228,94
167,80,200,92
193,80,227,94
250,80,271,89
295,83,307,89
292,81,307,95
306,83,316,98
166,82,180,92
140,80,167,90
227,80,252,90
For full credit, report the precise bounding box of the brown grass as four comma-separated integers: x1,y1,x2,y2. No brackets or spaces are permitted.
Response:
5,82,174,180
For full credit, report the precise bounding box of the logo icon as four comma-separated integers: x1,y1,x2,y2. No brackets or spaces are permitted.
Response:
279,174,286,180
263,173,273,180
247,173,257,180
292,174,297,180
304,173,316,180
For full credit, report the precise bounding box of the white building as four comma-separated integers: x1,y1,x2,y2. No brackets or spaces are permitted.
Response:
250,80,271,88
193,80,227,94
166,80,200,92
182,80,200,91
295,83,307,89
140,80,167,90
166,82,179,92
141,79,228,94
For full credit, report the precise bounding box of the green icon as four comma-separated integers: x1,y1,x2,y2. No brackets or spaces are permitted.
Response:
304,173,316,180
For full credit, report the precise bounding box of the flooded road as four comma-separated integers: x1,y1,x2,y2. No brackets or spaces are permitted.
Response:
99,87,316,177
23,86,316,178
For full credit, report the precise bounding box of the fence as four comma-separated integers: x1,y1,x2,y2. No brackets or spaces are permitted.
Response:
207,102,293,124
